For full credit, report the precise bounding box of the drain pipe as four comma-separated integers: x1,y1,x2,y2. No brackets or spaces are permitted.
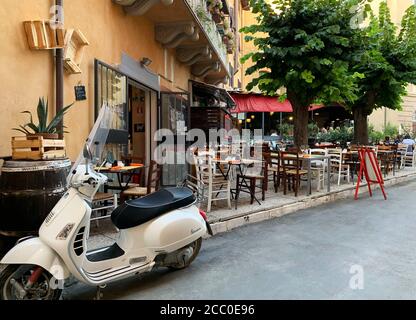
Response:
56,0,64,139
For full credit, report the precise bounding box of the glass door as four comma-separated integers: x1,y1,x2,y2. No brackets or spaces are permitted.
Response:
95,60,128,163
160,92,190,186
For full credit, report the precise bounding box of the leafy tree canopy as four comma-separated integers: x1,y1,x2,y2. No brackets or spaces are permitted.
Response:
350,2,416,115
241,0,367,108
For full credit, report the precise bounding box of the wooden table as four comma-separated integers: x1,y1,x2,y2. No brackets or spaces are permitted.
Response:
271,153,331,196
377,150,396,176
95,165,144,192
212,158,263,180
212,158,263,205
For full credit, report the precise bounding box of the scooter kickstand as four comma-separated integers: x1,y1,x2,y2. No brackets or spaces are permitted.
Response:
95,284,106,300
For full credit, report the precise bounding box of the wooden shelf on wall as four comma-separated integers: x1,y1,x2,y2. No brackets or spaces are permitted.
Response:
63,29,89,74
23,20,65,50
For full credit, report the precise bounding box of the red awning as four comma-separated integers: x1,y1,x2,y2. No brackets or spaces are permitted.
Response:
230,93,323,113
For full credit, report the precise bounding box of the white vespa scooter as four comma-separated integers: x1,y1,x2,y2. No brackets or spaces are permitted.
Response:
0,105,212,300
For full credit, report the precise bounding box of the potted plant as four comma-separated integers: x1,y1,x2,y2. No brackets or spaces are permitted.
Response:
226,39,235,54
13,97,74,139
208,0,224,23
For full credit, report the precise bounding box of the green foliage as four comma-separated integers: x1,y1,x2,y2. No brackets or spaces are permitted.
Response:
278,123,294,139
383,122,398,138
349,2,416,115
308,122,320,138
13,97,74,135
316,126,354,145
196,5,211,24
240,0,366,107
368,124,384,144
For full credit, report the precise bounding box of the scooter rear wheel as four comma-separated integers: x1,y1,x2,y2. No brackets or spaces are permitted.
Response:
168,238,202,270
0,265,62,300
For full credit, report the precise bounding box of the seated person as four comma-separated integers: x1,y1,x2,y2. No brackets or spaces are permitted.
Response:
402,135,415,152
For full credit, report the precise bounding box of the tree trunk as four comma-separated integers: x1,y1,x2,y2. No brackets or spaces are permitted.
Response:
292,104,309,147
288,91,309,148
353,107,369,145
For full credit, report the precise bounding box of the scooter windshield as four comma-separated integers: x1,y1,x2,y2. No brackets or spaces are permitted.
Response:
67,104,113,183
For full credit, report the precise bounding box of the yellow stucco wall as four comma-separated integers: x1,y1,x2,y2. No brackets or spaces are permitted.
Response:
240,9,260,92
0,0,194,160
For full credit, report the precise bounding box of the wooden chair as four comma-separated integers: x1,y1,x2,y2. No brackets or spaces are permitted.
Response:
120,160,161,202
398,144,416,168
193,155,231,213
308,148,328,191
281,151,308,197
328,148,350,185
377,145,394,176
120,156,145,188
235,158,268,208
265,152,283,193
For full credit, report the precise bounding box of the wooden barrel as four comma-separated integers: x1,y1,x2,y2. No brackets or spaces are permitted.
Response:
0,159,71,237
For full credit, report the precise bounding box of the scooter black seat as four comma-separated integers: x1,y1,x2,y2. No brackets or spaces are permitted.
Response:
111,187,196,229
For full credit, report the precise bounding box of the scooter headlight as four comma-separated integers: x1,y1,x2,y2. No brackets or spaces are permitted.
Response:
57,223,75,240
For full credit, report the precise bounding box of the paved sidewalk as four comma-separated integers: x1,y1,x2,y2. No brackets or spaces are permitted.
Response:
64,179,416,300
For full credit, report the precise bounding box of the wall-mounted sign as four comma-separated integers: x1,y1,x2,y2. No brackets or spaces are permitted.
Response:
74,85,87,101
134,123,145,133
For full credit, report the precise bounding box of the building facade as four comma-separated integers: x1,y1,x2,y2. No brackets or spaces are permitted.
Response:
0,0,247,184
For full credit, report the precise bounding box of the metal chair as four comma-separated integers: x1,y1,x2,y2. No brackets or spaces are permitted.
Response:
91,192,118,226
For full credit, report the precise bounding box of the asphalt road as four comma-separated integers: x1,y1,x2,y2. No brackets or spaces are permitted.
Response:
65,181,416,300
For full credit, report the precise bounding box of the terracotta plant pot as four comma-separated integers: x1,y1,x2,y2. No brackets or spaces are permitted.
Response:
212,13,222,24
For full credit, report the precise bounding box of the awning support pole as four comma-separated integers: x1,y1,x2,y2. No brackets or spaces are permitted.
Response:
280,112,283,137
262,112,265,138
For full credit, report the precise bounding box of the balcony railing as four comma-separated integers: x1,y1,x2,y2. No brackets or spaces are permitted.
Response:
185,0,229,75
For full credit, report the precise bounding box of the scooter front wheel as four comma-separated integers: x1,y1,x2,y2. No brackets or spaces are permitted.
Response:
0,265,62,300
168,238,202,270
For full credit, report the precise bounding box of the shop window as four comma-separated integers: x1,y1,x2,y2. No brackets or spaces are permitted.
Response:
95,60,128,162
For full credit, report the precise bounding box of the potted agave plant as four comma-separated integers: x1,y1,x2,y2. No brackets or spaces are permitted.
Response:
13,97,74,139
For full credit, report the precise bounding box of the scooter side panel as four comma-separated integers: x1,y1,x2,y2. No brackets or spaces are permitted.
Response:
38,188,91,281
142,205,206,252
0,237,70,280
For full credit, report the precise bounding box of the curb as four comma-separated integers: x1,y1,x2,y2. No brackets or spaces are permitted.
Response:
207,171,416,237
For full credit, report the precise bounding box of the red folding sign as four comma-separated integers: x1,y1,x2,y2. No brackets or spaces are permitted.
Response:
354,147,387,200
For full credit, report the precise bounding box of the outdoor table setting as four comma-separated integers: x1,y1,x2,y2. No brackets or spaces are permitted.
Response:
212,156,264,204
376,149,397,176
95,164,145,192
271,152,331,196
212,157,263,180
